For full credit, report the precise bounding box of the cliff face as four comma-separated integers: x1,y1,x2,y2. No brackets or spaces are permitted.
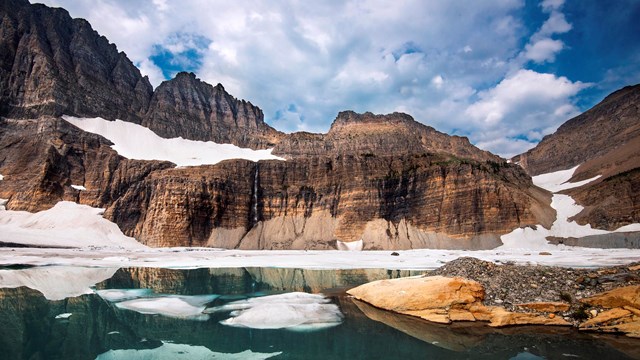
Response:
0,0,152,123
142,72,282,148
104,153,551,249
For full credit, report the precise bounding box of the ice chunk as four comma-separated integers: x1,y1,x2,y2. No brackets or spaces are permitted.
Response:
55,313,72,319
96,342,282,360
115,294,218,321
337,239,363,251
96,289,154,302
63,116,284,167
216,292,343,331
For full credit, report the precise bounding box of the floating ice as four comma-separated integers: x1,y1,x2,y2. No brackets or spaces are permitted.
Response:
55,313,72,319
0,266,118,300
215,292,343,331
115,294,218,321
71,184,86,191
96,289,154,302
95,342,282,360
63,116,284,167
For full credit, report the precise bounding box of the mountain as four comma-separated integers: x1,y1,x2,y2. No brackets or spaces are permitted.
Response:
514,84,640,231
0,0,554,250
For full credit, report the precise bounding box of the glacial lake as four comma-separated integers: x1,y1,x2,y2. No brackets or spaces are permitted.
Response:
0,266,638,359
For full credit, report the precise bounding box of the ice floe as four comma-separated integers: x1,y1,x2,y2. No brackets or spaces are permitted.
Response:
55,313,72,319
113,293,218,321
96,289,154,302
213,292,343,331
95,342,282,360
0,201,146,249
0,266,118,300
63,116,284,167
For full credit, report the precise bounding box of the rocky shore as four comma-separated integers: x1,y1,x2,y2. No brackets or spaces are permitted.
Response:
348,257,640,338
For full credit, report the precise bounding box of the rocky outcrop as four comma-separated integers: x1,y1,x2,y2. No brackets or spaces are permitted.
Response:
273,111,499,163
0,0,152,123
103,153,551,249
347,275,571,327
142,72,282,148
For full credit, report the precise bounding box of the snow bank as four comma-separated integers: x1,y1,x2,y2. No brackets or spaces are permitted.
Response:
0,201,145,249
63,116,284,167
115,294,218,321
96,342,282,360
0,266,118,300
214,292,343,331
0,199,6,211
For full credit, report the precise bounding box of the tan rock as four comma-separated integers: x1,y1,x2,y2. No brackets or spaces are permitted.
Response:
347,276,484,312
404,309,451,324
488,307,572,327
629,265,640,272
623,306,640,317
580,308,633,329
516,301,570,313
449,309,477,322
581,285,640,309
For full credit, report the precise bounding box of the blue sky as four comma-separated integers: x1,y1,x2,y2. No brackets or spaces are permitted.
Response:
39,0,640,157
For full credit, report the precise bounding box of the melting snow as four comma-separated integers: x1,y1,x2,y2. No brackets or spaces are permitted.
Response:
214,292,343,331
63,116,284,167
96,289,154,302
0,201,146,249
71,184,86,191
96,342,282,360
0,174,4,180
337,239,363,251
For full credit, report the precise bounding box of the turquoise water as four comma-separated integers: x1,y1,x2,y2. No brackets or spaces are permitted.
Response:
0,267,638,359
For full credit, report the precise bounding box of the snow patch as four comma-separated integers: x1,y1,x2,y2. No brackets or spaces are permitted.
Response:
337,239,363,251
214,292,343,331
532,165,600,192
71,184,86,191
0,201,145,249
0,266,118,300
115,294,218,321
63,116,284,167
55,313,72,319
0,174,4,180
96,343,282,360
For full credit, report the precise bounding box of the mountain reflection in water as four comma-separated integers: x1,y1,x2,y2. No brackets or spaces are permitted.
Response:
0,266,638,359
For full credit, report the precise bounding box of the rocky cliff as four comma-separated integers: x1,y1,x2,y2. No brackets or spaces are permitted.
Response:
514,84,640,230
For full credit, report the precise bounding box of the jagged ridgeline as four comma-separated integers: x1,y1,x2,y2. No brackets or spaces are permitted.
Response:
0,0,554,249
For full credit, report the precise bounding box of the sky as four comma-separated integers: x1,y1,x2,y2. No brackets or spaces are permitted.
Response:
38,0,640,157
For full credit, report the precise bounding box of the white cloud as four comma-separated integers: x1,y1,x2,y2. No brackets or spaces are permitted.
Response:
540,0,565,12
137,58,165,88
523,38,564,63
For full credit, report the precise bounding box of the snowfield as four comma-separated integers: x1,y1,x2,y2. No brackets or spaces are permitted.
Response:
63,116,284,166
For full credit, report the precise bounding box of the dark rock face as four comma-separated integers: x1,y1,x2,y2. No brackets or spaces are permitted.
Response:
142,72,282,148
514,84,640,176
0,0,153,123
